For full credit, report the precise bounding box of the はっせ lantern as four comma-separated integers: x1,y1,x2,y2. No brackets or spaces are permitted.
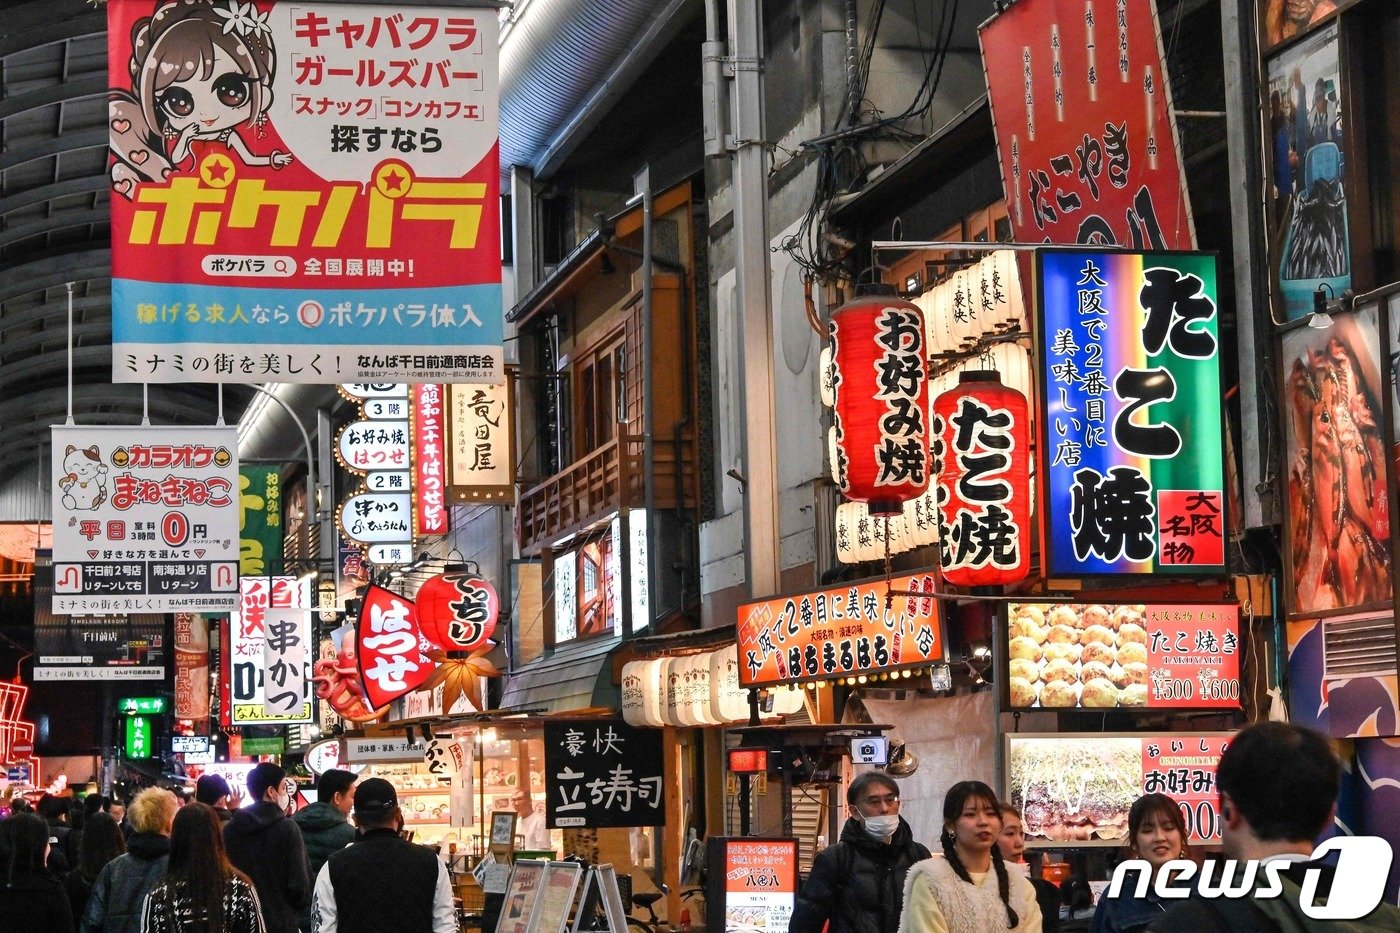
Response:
932,369,1031,587
829,284,930,515
416,572,499,652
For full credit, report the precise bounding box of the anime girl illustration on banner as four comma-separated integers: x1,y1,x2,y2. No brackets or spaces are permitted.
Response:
109,0,292,198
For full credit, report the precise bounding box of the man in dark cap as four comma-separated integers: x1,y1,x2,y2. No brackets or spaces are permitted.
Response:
310,778,455,933
195,773,240,822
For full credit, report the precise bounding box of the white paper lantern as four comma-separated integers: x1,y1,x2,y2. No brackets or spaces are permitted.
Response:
771,684,805,716
621,660,651,727
639,658,666,727
710,645,749,723
661,657,685,727
689,653,720,726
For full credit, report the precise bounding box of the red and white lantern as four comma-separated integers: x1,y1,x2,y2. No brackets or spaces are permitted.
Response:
416,572,499,653
932,370,1031,586
829,285,930,515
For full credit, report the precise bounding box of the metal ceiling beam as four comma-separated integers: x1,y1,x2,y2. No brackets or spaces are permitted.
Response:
0,292,109,335
0,127,106,172
0,208,108,250
0,248,109,304
0,344,110,389
0,175,107,216
0,75,105,122
0,383,225,425
0,9,103,57
1,318,109,361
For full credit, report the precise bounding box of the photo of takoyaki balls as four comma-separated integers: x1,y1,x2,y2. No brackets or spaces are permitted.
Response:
1010,676,1039,707
1009,658,1040,683
1110,605,1146,631
1117,642,1148,666
1047,605,1080,630
1118,683,1148,706
1009,614,1047,642
1081,605,1112,630
1109,663,1130,688
1042,658,1079,683
1080,641,1117,666
1012,605,1046,628
1119,661,1148,686
1080,660,1115,684
1081,624,1116,648
1009,636,1043,663
1039,679,1080,707
1081,678,1119,708
1046,624,1080,645
1043,642,1082,664
1117,623,1148,645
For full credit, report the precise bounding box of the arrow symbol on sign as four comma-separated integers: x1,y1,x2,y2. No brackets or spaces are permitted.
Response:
195,549,206,558
88,551,98,559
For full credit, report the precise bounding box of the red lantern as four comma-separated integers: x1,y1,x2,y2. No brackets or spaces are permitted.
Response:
416,572,499,652
829,284,930,515
932,370,1031,586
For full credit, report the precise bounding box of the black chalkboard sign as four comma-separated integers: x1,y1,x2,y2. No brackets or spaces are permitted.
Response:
544,719,665,829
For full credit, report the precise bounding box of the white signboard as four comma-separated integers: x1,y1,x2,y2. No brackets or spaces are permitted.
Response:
229,577,313,724
343,736,428,763
629,510,649,631
446,381,513,500
262,608,308,717
51,425,239,614
337,420,410,475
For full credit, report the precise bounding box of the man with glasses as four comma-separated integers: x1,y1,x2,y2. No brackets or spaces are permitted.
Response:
791,771,929,933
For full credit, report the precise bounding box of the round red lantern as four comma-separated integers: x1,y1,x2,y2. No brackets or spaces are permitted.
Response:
416,572,499,652
829,284,930,516
931,369,1031,586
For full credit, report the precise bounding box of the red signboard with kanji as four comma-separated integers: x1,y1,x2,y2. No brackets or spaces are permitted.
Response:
980,0,1195,250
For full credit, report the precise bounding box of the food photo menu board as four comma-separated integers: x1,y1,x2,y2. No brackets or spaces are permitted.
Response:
1003,602,1241,710
1006,733,1232,847
705,837,798,933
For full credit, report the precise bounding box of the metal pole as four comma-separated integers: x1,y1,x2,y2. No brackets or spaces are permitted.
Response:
728,0,782,601
641,167,658,630
247,385,318,538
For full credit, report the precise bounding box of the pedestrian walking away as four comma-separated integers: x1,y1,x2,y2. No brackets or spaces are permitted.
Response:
223,762,311,933
293,768,357,932
790,770,931,933
0,810,75,932
81,787,177,933
310,777,456,933
140,803,266,933
66,811,127,931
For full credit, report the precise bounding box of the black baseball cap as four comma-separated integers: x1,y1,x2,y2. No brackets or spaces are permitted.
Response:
196,774,232,805
353,777,398,813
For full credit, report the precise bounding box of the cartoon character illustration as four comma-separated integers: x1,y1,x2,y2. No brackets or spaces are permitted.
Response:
59,445,110,511
109,0,292,200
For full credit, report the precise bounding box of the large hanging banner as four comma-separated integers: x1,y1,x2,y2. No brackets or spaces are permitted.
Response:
51,425,239,613
106,0,502,384
238,465,283,575
1036,250,1224,576
980,0,1195,250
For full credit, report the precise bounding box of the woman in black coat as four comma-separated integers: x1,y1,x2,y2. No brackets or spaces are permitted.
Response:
0,811,75,931
66,812,127,930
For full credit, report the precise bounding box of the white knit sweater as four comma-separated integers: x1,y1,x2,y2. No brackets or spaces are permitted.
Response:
898,854,1042,933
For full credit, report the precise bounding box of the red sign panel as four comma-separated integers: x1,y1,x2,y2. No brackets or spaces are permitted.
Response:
736,572,943,688
412,384,449,536
356,584,436,709
980,0,1194,250
1006,602,1240,710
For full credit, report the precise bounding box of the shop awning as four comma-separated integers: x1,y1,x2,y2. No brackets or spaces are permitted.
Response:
497,637,622,713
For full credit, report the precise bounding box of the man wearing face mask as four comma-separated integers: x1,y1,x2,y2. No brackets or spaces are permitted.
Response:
224,762,312,933
791,771,930,933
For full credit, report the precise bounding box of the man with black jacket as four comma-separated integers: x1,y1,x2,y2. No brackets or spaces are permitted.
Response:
224,762,312,933
791,771,930,933
1152,722,1400,931
310,777,456,933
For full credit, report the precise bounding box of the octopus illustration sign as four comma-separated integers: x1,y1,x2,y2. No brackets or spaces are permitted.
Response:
50,425,240,614
105,0,502,384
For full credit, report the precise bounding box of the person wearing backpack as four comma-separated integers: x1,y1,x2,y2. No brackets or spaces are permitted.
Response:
791,771,930,933
1152,722,1400,932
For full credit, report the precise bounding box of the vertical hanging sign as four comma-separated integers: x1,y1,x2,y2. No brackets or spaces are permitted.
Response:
173,612,211,721
446,380,515,502
336,384,414,564
239,465,283,576
412,384,449,535
106,0,503,384
1036,250,1224,576
229,576,313,724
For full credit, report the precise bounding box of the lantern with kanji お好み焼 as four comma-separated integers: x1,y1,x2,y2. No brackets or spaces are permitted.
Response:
828,284,930,515
415,571,499,653
932,369,1031,586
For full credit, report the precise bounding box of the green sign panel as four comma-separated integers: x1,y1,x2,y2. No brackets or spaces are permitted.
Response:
241,736,286,756
240,465,284,576
125,716,153,758
118,696,167,715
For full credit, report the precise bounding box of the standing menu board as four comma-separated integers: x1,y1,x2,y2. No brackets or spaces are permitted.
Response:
530,862,584,933
705,838,798,933
496,860,547,933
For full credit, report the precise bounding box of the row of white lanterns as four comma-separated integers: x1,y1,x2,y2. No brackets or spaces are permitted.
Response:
620,645,804,728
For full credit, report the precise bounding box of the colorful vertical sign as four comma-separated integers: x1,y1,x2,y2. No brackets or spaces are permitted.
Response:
50,425,240,613
262,608,308,717
412,384,449,535
106,0,502,384
336,384,414,564
1036,251,1224,576
173,612,211,721
446,380,514,501
125,715,154,759
239,465,283,576
228,576,313,724
980,0,1195,250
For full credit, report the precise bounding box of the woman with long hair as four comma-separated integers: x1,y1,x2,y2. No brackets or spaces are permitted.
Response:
66,812,126,930
0,811,75,931
900,782,1040,933
140,803,264,933
1089,794,1189,933
996,804,1060,933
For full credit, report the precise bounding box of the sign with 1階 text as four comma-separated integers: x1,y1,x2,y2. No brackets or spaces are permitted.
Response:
544,719,664,829
735,571,944,688
51,425,239,614
1006,732,1231,847
1036,251,1224,576
106,0,502,384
